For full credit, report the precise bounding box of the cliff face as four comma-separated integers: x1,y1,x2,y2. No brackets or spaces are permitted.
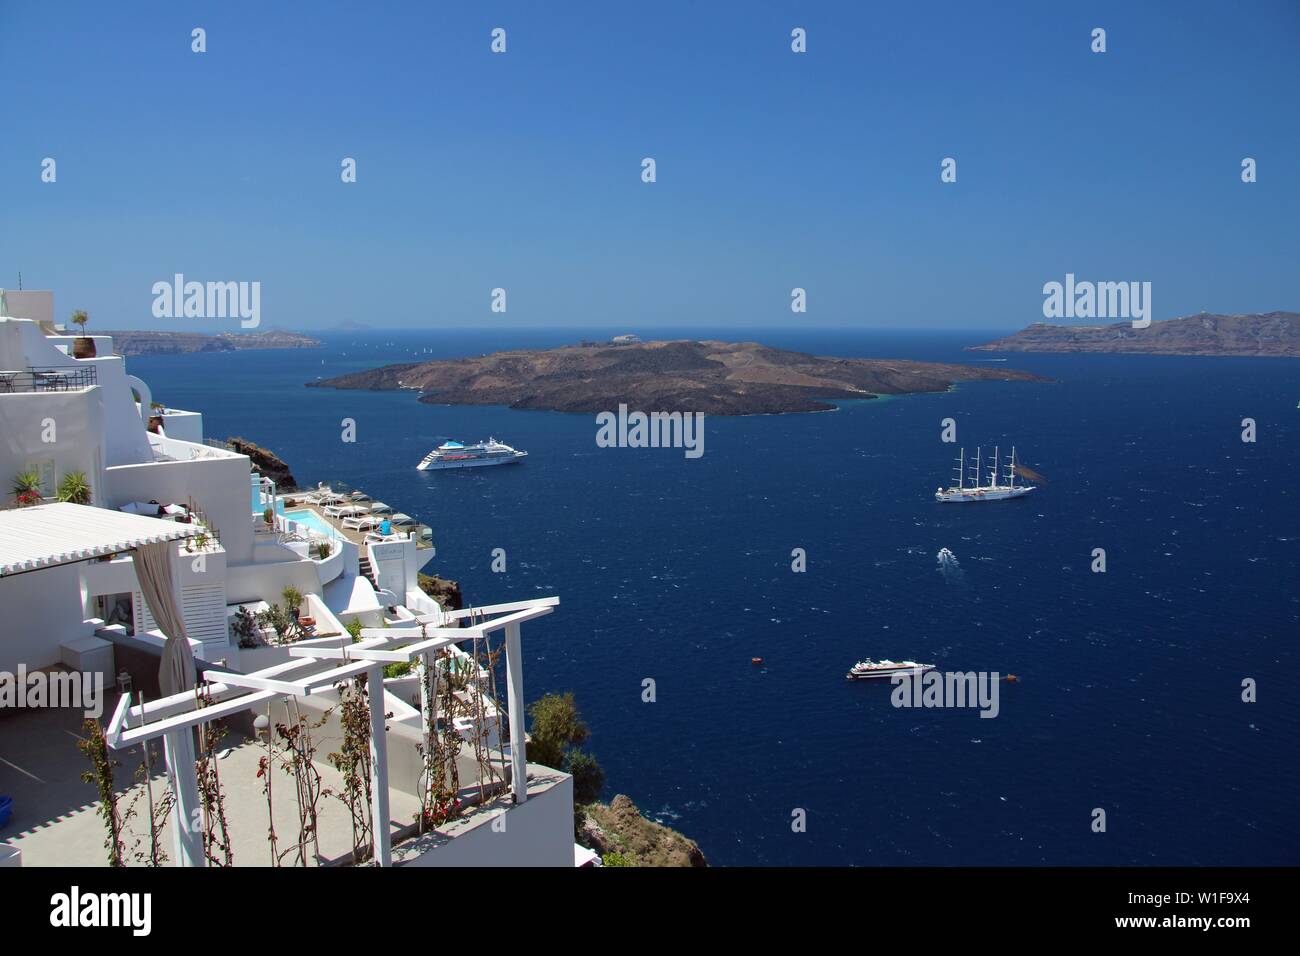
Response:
970,311,1300,356
226,437,298,490
418,572,463,612
310,340,1045,416
580,795,708,866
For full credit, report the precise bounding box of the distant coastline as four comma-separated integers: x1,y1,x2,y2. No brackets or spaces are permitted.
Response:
309,339,1046,416
970,311,1299,357
103,329,322,356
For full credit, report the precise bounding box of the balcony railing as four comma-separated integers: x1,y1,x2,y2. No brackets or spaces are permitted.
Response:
0,365,98,393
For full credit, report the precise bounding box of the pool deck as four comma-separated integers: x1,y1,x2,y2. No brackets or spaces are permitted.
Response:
283,500,429,550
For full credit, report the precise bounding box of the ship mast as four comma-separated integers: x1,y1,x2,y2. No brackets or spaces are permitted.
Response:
990,445,999,489
1009,447,1017,489
973,447,981,490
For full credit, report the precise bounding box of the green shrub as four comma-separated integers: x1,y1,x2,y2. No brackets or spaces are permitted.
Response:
566,749,606,805
282,586,304,613
56,471,92,505
526,692,588,770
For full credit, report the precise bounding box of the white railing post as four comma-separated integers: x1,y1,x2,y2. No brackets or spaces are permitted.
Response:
504,622,527,804
162,728,205,867
367,666,392,866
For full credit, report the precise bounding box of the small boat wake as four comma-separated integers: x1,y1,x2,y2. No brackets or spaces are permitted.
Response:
937,547,964,584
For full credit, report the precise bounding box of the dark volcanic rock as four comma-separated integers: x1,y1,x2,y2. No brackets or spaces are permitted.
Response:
418,573,463,613
227,437,298,491
970,311,1300,357
308,340,1045,416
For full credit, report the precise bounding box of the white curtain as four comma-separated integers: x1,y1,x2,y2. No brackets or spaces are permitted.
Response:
134,539,196,696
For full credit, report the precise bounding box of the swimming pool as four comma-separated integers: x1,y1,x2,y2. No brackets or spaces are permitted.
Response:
285,509,340,538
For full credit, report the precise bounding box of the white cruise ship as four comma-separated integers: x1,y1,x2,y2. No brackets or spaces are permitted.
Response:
846,658,936,680
935,446,1036,503
416,438,527,470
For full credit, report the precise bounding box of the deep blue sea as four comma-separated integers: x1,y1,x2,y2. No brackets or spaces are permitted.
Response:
129,329,1299,866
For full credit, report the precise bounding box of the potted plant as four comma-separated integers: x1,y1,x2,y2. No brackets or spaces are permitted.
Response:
231,605,260,648
11,469,42,507
55,471,92,505
69,310,95,358
263,506,274,528
282,586,304,623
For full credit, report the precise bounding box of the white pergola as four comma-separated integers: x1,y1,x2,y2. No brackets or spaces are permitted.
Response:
0,501,197,576
105,595,558,867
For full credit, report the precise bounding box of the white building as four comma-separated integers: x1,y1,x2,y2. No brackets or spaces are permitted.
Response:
0,294,573,867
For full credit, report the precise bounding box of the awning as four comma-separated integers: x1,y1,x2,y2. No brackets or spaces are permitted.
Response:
0,502,198,576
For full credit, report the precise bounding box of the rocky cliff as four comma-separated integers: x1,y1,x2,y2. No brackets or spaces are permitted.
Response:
580,795,708,867
226,437,299,491
417,572,464,612
970,311,1300,356
107,329,321,356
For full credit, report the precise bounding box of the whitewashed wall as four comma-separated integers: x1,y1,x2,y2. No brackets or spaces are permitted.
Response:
106,452,254,564
0,563,92,672
397,774,575,868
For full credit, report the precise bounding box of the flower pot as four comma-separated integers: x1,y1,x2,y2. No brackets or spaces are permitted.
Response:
72,337,96,359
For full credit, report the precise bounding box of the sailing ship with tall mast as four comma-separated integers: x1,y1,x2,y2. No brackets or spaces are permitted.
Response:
935,446,1036,502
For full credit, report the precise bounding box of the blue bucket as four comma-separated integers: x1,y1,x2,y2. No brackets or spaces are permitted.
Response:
0,795,12,829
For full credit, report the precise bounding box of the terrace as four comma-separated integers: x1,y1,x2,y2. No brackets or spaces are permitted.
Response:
0,595,570,867
280,495,434,553
0,365,99,393
1,684,571,866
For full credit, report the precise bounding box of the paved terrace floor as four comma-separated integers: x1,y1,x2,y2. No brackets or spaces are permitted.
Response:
1,691,422,867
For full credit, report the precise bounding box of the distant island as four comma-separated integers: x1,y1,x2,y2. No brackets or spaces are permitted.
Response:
310,339,1045,415
104,329,322,356
970,311,1299,357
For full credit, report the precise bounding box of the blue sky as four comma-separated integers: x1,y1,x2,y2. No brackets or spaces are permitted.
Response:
2,0,1297,331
